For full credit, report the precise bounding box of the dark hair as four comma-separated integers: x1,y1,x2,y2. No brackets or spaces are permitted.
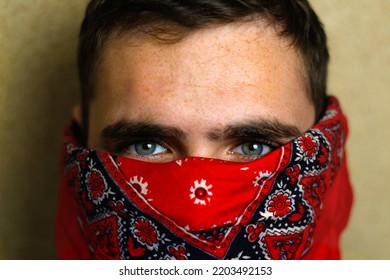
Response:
78,0,329,132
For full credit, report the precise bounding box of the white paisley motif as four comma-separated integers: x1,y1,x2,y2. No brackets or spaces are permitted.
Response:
252,170,272,187
129,176,149,195
189,179,213,206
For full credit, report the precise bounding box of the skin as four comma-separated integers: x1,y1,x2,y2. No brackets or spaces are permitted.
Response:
83,21,315,162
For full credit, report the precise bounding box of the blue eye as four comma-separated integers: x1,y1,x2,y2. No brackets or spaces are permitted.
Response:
131,142,167,156
234,142,272,158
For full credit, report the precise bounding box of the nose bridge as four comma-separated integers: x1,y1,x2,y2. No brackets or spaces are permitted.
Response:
181,136,221,159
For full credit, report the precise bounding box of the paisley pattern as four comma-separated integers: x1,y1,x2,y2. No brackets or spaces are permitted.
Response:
57,97,351,259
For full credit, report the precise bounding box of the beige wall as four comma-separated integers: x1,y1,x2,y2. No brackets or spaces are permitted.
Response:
0,0,389,259
310,1,390,259
0,0,89,259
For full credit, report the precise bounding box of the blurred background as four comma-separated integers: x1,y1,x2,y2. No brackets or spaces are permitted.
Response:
0,0,389,259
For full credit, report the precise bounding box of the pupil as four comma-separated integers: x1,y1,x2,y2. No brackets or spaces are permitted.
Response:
142,143,153,151
244,143,262,156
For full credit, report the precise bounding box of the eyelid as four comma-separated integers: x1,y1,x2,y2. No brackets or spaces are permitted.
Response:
227,140,278,162
233,138,281,149
109,138,171,156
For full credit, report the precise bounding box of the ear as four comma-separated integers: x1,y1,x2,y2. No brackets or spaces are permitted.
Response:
72,105,83,128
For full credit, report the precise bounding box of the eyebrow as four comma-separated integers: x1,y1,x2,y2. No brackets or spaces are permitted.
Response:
100,119,302,148
207,120,302,143
100,120,185,144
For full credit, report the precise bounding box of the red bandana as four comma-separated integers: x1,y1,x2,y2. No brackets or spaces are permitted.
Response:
56,96,353,259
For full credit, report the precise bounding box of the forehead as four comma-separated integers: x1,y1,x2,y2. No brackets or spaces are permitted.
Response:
97,20,306,84
89,21,313,139
99,21,305,81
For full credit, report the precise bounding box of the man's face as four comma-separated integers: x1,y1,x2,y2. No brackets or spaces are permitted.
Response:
87,22,315,162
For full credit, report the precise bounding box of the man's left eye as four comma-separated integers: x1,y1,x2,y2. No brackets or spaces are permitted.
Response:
233,142,272,158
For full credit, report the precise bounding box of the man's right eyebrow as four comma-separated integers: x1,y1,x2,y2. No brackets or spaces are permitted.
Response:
100,120,186,141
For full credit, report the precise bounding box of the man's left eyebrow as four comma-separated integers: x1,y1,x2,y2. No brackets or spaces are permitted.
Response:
207,120,302,142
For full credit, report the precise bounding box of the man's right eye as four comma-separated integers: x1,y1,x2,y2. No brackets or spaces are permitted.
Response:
128,141,167,156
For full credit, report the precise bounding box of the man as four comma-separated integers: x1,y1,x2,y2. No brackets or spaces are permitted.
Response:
56,0,353,259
